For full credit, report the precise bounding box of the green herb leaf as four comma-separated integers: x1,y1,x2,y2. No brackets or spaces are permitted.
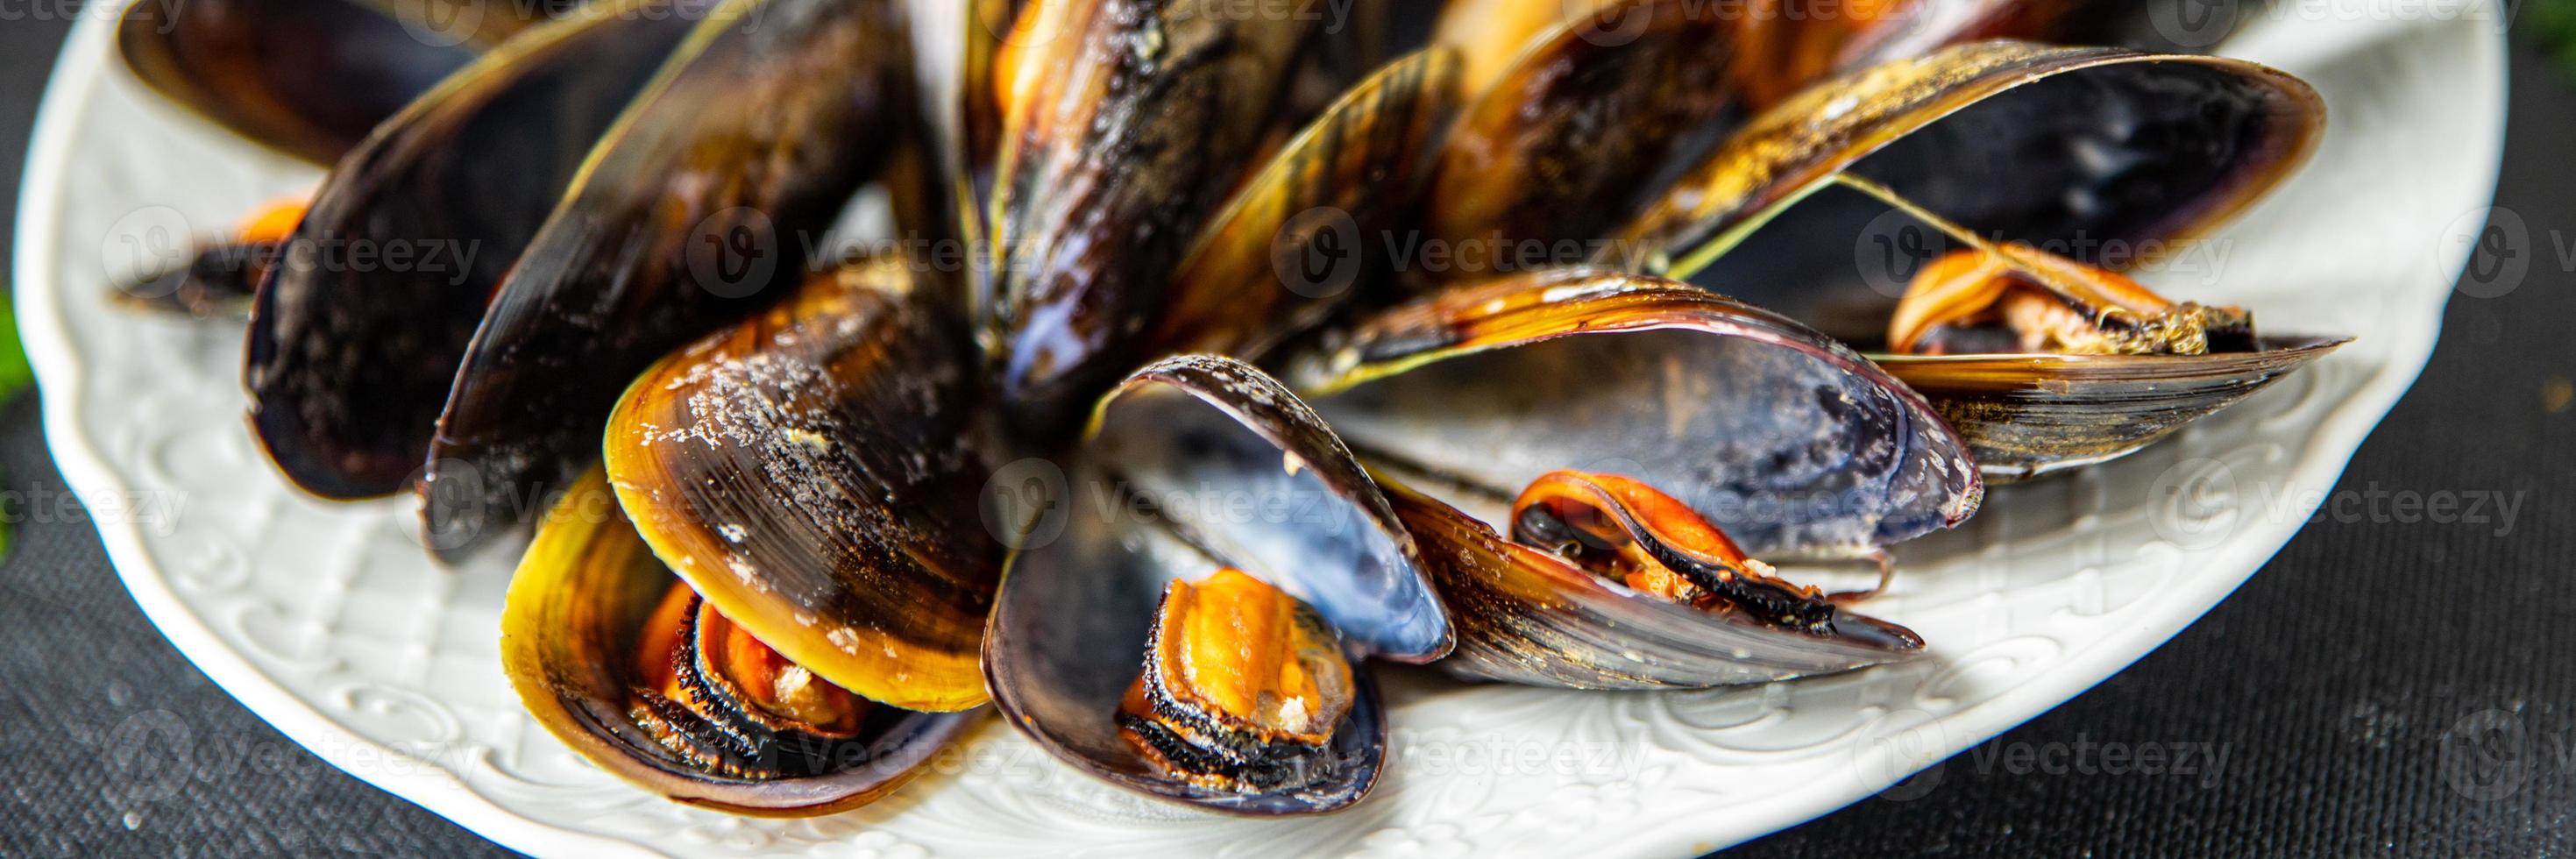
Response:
2537,0,2576,82
0,288,31,405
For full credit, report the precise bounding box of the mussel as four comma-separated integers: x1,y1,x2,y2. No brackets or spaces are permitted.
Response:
603,255,1002,713
1426,0,1621,94
1418,0,1741,282
983,0,1464,435
985,355,1451,813
1281,268,1969,686
245,0,700,498
116,0,546,165
1729,0,2263,109
419,0,910,554
511,252,1001,808
1117,568,1360,794
503,467,979,813
110,196,306,317
1153,48,1458,357
109,0,570,306
1604,41,2342,479
1869,220,2346,478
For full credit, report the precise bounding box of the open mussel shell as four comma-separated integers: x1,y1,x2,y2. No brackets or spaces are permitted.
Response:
1380,479,1924,688
985,355,1450,814
1879,334,2351,481
115,0,543,164
503,466,978,815
985,0,1319,435
1614,41,2325,310
423,0,905,555
603,256,1000,713
1602,43,2333,480
1287,268,1980,557
1280,269,1962,686
245,4,697,499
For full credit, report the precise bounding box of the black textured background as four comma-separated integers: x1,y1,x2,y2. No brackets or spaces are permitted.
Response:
3,16,2571,859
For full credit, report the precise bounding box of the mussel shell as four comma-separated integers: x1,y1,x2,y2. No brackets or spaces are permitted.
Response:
1421,0,1738,279
1604,42,2332,480
1382,479,1923,688
1615,42,2324,298
985,355,1449,814
244,4,696,499
1880,334,2350,481
423,0,905,556
901,0,1019,309
503,466,978,815
985,0,1317,435
1153,47,1459,358
115,0,533,164
1428,0,1619,95
1840,0,2262,76
604,258,1001,713
1726,0,2260,110
1286,268,1981,557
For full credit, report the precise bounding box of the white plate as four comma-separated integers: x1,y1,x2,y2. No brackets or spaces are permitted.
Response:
17,9,2502,857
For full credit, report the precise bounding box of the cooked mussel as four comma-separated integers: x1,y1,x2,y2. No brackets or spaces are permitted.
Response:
1117,568,1359,794
108,0,570,306
1604,41,2338,479
111,197,305,317
602,255,1000,713
1418,0,1739,282
1510,471,1877,636
1829,0,2266,83
1863,202,2347,478
503,466,978,814
1154,48,1459,356
422,0,908,555
984,0,1324,433
246,3,698,498
116,0,541,165
1385,468,1923,688
1719,0,2265,110
1282,268,1970,686
1885,243,2255,357
1427,0,1620,94
1617,42,2324,289
985,355,1450,813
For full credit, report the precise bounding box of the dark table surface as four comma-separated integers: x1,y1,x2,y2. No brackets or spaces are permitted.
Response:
4,15,2571,859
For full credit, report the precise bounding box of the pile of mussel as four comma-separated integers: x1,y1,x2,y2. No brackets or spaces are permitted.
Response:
119,0,2342,817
